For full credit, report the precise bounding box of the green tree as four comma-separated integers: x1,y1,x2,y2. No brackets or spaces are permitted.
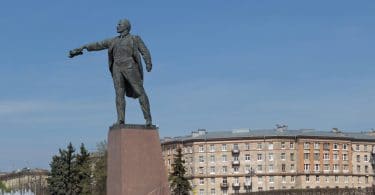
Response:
0,181,10,193
168,147,191,195
74,143,91,195
48,142,77,195
92,141,107,195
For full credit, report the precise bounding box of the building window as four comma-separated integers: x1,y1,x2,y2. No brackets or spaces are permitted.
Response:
257,165,263,172
210,188,215,195
257,154,263,161
233,143,239,150
282,164,286,172
233,155,239,161
199,156,204,163
333,153,338,161
222,177,227,184
245,165,251,174
290,164,295,171
365,166,369,173
281,142,285,149
222,154,227,162
291,176,295,183
364,155,368,162
344,176,349,183
315,164,320,171
245,143,250,150
304,153,310,160
199,145,204,152
268,142,273,150
199,189,204,195
269,164,274,172
304,142,310,149
233,166,239,173
355,144,360,151
343,144,348,150
290,153,295,161
210,166,215,174
290,142,295,149
333,143,339,150
323,143,330,150
222,166,227,173
365,176,369,184
210,144,215,152
324,164,330,171
282,176,286,183
210,177,215,184
314,153,319,161
306,175,310,182
335,176,339,183
222,144,227,151
269,176,274,183
245,154,251,161
316,175,320,182
268,153,274,161
258,176,263,183
222,189,227,195
281,153,286,160
356,165,361,173
314,142,320,149
333,164,339,172
257,142,263,149
199,178,204,185
323,153,329,160
304,164,310,172
210,155,215,163
199,167,204,174
325,176,329,182
343,154,348,161
356,155,360,162
364,145,368,151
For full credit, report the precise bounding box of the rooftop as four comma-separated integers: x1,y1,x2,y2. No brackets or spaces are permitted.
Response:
161,126,375,144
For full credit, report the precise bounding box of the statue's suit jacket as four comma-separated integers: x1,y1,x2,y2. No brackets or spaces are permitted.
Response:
85,34,152,98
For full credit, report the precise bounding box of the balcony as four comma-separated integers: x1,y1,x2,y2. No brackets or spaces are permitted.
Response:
232,183,241,188
232,148,240,154
220,183,229,188
232,160,240,166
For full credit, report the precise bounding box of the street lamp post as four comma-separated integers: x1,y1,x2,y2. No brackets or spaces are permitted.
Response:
249,167,254,192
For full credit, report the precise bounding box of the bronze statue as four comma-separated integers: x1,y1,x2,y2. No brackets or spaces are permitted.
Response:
69,19,153,126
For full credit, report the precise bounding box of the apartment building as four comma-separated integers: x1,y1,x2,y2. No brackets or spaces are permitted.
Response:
161,127,375,194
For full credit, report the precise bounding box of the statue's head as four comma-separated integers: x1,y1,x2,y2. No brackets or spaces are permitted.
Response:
117,19,131,34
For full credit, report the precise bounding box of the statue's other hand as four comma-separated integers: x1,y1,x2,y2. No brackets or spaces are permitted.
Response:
146,64,152,72
69,48,83,58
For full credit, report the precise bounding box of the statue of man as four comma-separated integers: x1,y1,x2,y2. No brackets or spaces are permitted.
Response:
69,19,153,126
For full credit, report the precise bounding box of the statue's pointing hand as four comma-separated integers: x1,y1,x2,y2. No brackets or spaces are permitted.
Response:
69,47,84,58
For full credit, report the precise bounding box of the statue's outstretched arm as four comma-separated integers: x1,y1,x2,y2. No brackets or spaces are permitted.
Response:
69,38,114,58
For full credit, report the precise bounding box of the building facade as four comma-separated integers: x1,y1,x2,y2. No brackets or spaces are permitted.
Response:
161,128,375,195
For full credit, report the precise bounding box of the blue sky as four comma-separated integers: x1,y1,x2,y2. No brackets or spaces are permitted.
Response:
0,1,374,171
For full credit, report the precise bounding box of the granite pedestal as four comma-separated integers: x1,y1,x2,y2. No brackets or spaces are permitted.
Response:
107,124,170,195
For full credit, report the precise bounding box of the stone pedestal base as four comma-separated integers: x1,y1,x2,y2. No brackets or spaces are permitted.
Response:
107,124,170,195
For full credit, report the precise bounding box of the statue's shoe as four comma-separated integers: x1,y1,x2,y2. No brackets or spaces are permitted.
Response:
146,120,152,126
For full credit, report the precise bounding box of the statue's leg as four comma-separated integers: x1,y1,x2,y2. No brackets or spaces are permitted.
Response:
138,89,152,126
115,87,126,124
113,68,126,124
